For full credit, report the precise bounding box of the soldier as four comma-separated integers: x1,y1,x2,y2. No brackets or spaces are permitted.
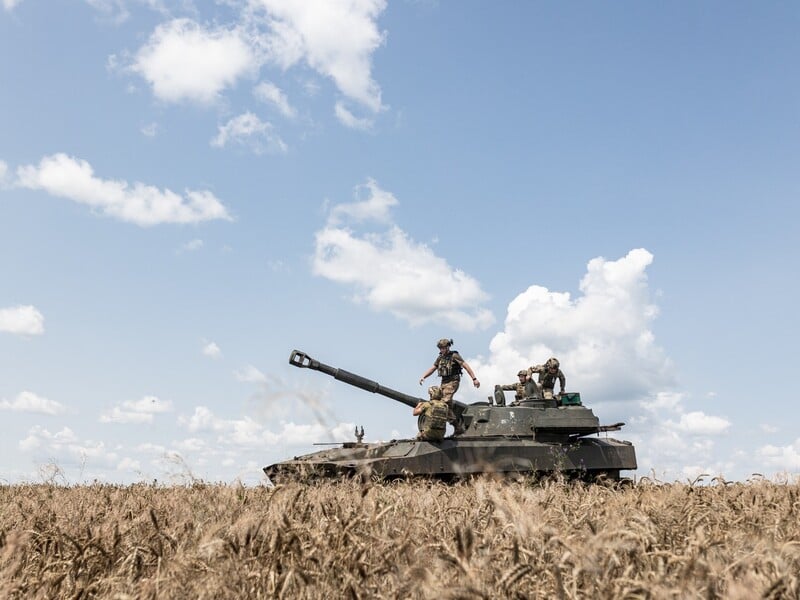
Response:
418,338,480,435
413,386,449,441
529,357,566,400
495,369,532,406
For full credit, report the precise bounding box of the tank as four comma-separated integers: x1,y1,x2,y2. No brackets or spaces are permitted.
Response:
263,350,637,483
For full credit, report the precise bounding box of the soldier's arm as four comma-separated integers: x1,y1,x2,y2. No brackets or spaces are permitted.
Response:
499,383,518,391
529,365,543,374
418,365,437,385
558,371,566,391
460,359,480,388
413,402,426,416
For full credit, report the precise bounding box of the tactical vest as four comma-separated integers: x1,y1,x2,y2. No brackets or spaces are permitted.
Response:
425,400,449,431
436,351,463,380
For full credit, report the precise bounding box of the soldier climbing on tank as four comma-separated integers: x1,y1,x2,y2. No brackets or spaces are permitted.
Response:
494,369,534,407
529,357,566,400
418,338,480,435
413,386,449,441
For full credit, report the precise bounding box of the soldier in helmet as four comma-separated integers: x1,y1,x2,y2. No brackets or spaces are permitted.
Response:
495,369,533,407
529,357,566,400
413,385,449,441
418,338,480,435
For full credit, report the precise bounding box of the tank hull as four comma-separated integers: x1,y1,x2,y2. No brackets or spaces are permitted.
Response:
264,436,637,483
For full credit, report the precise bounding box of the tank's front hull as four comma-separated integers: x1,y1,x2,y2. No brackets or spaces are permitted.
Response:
264,436,637,483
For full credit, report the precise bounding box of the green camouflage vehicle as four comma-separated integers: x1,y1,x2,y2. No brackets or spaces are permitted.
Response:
263,350,637,483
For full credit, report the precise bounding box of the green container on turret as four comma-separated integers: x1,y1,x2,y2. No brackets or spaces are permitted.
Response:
560,392,582,406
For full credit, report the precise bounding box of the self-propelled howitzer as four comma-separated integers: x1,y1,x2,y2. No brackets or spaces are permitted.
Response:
263,350,637,482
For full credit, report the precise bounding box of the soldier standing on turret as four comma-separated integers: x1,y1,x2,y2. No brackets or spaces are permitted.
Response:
419,338,480,435
413,386,449,441
529,357,566,400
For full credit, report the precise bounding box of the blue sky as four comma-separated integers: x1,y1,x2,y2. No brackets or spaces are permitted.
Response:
1,1,798,484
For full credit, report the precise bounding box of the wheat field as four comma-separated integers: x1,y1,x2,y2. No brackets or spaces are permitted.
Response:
1,477,799,599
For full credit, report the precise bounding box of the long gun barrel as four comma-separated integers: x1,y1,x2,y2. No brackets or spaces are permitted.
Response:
290,350,444,409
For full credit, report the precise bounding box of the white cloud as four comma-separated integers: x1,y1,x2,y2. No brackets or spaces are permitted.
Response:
181,239,204,252
15,153,231,226
235,365,267,383
641,391,684,413
2,0,23,11
0,391,65,415
328,178,395,224
178,405,350,447
116,457,142,471
19,425,119,468
472,249,669,404
211,112,287,154
251,0,387,113
334,101,373,130
0,305,44,335
313,179,494,331
674,411,731,436
202,340,222,359
760,424,779,434
0,160,8,185
451,248,736,480
132,18,256,104
85,0,129,24
254,80,297,118
140,122,158,137
19,426,79,453
100,395,173,424
758,439,800,470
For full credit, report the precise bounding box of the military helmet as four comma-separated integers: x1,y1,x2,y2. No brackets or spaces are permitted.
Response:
436,338,453,348
546,357,560,369
517,369,528,377
428,385,443,400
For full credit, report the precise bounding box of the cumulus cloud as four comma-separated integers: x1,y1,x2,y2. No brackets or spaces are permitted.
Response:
0,305,44,335
211,112,287,154
0,160,8,185
334,102,373,130
132,18,256,104
250,0,387,114
123,2,387,128
19,426,118,467
202,340,222,359
181,239,204,252
254,80,297,118
178,405,352,447
84,0,130,24
99,395,173,424
673,411,731,436
0,391,65,415
2,0,23,11
235,365,267,383
458,248,734,480
14,153,231,226
313,179,494,331
758,439,800,470
471,249,669,404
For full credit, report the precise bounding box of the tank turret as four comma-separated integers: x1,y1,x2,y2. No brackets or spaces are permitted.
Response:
264,350,637,482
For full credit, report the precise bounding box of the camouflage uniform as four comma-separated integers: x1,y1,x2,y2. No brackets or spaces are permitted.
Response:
529,358,566,400
420,339,480,436
498,370,530,406
434,349,466,405
416,399,449,441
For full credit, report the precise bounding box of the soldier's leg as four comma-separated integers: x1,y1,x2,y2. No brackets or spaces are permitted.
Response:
441,380,465,434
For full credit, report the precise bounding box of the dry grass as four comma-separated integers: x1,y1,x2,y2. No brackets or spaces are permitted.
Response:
1,478,799,599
